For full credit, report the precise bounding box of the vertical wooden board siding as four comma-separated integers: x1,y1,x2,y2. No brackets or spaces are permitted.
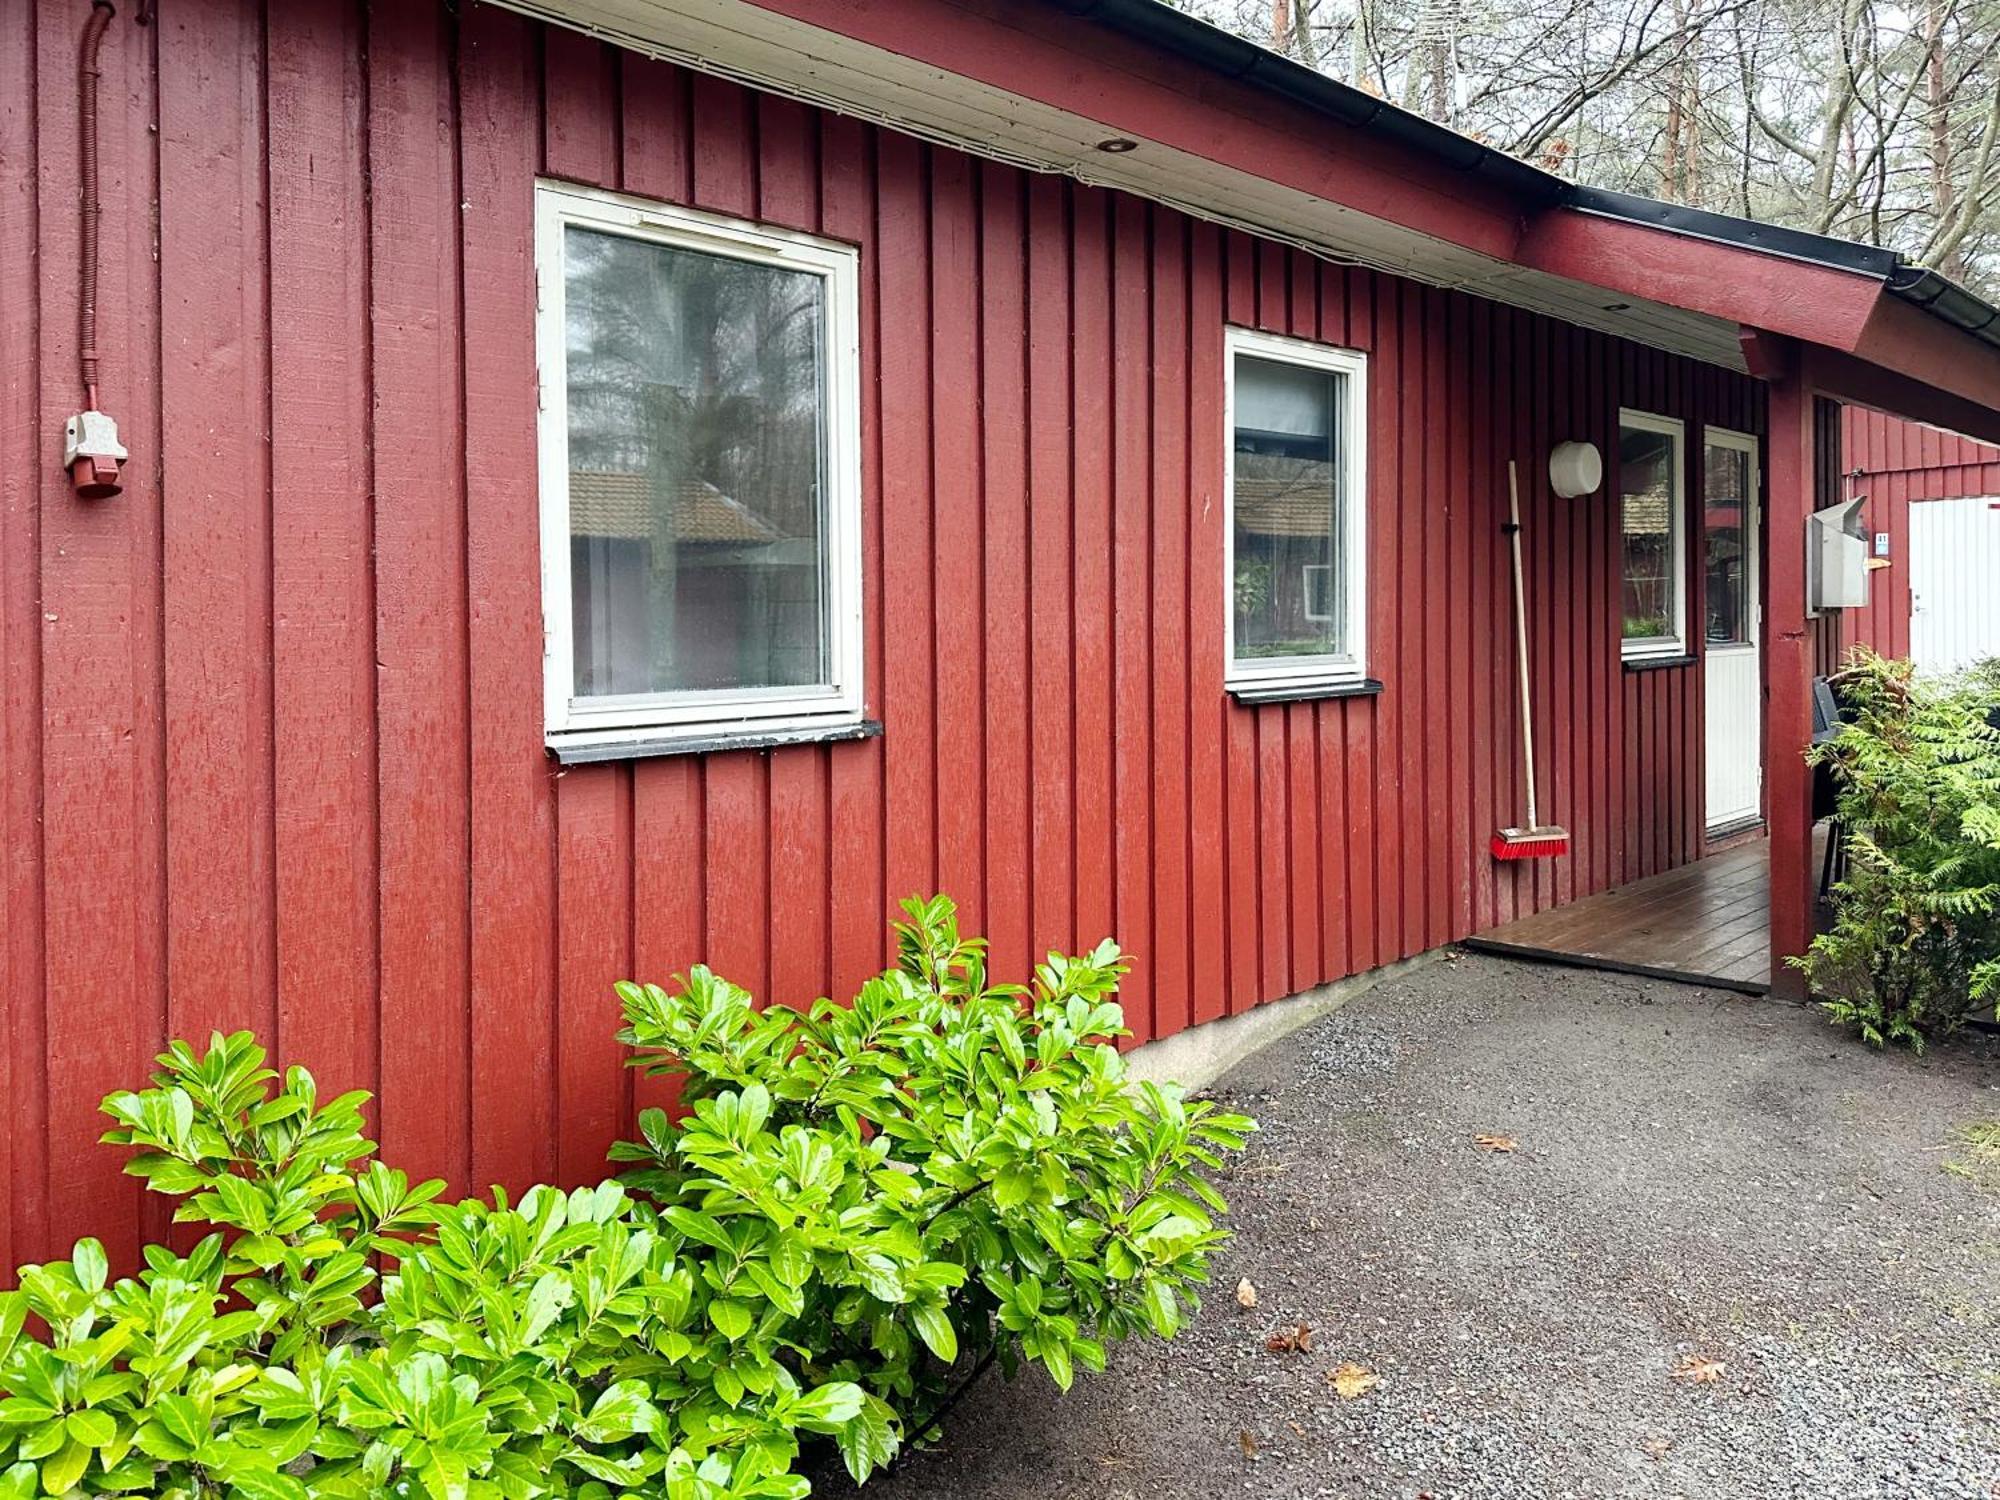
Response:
767,749,830,1008
1027,175,1074,957
879,132,936,912
1182,218,1222,1030
757,95,817,232
555,767,632,1187
1398,283,1427,955
1256,705,1289,1002
689,71,754,217
1490,305,1524,921
23,0,154,1261
1368,273,1404,963
702,754,769,999
1587,332,1613,892
268,0,377,1098
1340,270,1383,962
124,1,175,1254
619,53,691,203
3,8,1769,1273
542,27,616,185
976,159,1030,987
1286,704,1318,986
1465,296,1497,929
1071,187,1116,957
630,755,704,1121
0,0,37,1278
928,149,983,936
1423,286,1453,939
1443,293,1472,938
367,0,472,1187
1110,192,1155,1040
159,0,275,1054
461,4,557,1191
1531,316,1557,907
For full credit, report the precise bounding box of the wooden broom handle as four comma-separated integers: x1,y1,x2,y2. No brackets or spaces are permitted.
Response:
1508,460,1539,830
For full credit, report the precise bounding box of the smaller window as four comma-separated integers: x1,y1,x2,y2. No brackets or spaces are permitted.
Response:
535,182,864,753
1703,429,1758,648
1225,328,1368,692
1617,410,1687,660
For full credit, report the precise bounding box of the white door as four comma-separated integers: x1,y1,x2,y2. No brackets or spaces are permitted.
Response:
1703,430,1761,833
1909,496,2000,676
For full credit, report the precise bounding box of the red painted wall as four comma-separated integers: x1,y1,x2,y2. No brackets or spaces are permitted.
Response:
0,0,1765,1274
1839,407,2000,658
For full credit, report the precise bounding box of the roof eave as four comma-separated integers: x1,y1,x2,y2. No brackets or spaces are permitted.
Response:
1045,0,1566,206
1061,0,2000,360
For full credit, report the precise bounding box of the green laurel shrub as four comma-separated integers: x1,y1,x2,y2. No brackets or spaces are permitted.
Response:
1799,651,2000,1049
612,895,1254,1453
0,897,1251,1499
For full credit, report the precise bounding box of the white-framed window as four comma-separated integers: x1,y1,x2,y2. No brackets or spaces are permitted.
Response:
535,180,864,753
1224,327,1368,694
1617,408,1688,660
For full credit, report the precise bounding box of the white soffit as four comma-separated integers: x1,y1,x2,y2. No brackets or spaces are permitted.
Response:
499,0,1749,371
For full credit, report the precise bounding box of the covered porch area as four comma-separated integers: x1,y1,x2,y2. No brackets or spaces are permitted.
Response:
1465,839,1776,994
1515,208,2000,1000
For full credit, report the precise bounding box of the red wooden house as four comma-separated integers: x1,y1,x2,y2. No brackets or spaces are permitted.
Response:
8,0,2000,1274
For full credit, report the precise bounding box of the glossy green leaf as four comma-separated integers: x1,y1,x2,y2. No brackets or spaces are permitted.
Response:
707,1298,753,1342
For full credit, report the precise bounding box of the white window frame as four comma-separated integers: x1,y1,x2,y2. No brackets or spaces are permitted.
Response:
534,179,865,752
1223,326,1369,693
1617,407,1689,662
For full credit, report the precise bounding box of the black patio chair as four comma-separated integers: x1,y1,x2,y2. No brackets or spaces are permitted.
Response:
1813,676,1847,897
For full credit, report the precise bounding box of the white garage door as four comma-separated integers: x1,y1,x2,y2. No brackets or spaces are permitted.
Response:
1909,496,2000,677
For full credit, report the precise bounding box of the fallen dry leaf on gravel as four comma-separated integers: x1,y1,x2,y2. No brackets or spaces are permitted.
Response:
1264,1322,1313,1353
1327,1362,1380,1399
1236,1277,1258,1309
1473,1134,1518,1153
1670,1355,1727,1384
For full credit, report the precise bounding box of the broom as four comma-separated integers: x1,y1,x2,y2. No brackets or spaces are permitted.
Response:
1492,459,1570,860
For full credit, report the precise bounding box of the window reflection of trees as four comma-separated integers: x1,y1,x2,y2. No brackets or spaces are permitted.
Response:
563,226,830,698
565,227,823,542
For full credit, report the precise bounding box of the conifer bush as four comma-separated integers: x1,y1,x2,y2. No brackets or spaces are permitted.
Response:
1799,651,2000,1049
0,897,1251,1499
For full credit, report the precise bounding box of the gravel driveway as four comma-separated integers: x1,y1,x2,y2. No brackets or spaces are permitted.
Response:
838,953,2000,1499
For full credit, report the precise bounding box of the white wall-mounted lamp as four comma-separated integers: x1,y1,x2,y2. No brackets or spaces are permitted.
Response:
1548,440,1603,499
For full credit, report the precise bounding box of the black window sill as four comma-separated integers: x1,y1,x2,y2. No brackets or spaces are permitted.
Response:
549,718,882,765
1622,653,1697,673
1228,678,1384,706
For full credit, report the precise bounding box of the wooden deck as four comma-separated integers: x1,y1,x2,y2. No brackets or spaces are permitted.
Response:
1463,840,1772,993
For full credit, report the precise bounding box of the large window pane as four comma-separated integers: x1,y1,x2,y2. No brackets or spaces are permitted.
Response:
1619,421,1682,647
564,225,828,699
1704,442,1752,645
1232,353,1346,662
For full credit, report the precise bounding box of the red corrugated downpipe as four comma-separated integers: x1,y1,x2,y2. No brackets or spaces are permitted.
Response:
67,0,128,499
